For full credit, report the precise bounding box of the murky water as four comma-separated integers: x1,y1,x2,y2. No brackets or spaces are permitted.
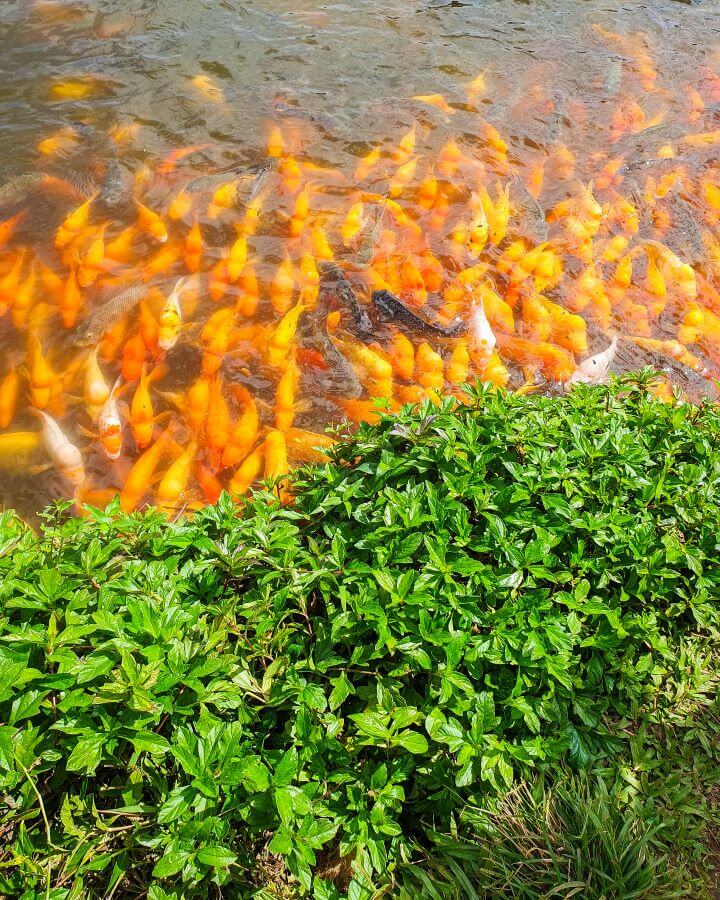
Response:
1,0,720,518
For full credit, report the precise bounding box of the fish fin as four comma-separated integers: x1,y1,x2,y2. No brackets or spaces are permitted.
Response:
156,390,186,412
229,383,254,406
148,362,170,384
26,463,53,475
516,380,539,396
76,424,98,439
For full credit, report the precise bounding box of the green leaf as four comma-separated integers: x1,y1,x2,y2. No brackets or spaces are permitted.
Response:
329,672,353,711
197,845,236,868
131,732,171,755
66,733,105,775
395,731,429,754
157,787,193,824
152,850,188,879
275,787,294,826
273,748,298,787
268,830,293,856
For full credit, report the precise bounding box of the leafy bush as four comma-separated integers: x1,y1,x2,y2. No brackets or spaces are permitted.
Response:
1,373,719,898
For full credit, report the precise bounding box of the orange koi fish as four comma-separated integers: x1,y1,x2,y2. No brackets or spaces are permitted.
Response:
275,357,300,431
355,145,382,181
120,426,175,512
0,359,20,429
415,341,444,391
190,74,225,105
77,224,109,287
11,262,36,329
226,232,247,283
184,217,203,272
130,362,168,448
413,93,455,114
496,334,575,382
222,385,259,469
270,253,296,314
236,265,260,317
157,276,190,351
263,430,290,501
25,334,56,410
83,346,110,421
0,252,25,316
55,194,97,250
200,306,235,375
203,376,232,470
121,332,147,382
60,268,84,329
135,201,168,243
289,187,311,237
228,444,264,497
196,461,223,504
157,440,197,514
387,332,415,381
156,144,209,176
0,211,27,249
267,300,306,368
285,427,336,463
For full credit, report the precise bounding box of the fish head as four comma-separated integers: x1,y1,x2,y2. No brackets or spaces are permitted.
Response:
100,425,123,459
64,461,86,487
132,421,153,449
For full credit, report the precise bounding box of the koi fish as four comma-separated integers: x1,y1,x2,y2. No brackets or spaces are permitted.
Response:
222,385,259,469
83,346,110,421
565,335,619,388
469,298,497,365
0,360,21,429
120,426,175,512
157,440,197,514
130,363,168,448
97,377,124,459
158,276,190,351
31,409,85,488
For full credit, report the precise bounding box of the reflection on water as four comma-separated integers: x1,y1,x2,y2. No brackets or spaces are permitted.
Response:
0,0,719,518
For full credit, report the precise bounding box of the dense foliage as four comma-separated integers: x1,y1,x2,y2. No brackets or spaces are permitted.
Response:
1,372,719,898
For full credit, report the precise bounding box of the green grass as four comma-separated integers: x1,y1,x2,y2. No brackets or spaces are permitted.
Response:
401,774,680,899
0,371,719,898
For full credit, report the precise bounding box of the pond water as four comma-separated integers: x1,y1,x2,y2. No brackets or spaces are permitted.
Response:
0,0,719,517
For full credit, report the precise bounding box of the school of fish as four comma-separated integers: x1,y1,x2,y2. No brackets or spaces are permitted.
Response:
1,21,720,516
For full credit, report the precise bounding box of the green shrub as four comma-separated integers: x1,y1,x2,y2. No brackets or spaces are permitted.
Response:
1,372,719,898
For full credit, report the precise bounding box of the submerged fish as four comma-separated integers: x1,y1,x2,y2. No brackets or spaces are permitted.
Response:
0,432,43,471
31,409,85,487
565,335,619,387
99,153,129,209
356,201,388,267
77,283,150,346
245,159,278,205
318,262,374,340
372,290,465,337
545,91,567,146
510,175,548,243
184,159,274,194
0,173,45,206
662,187,705,266
605,58,624,97
299,311,364,398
